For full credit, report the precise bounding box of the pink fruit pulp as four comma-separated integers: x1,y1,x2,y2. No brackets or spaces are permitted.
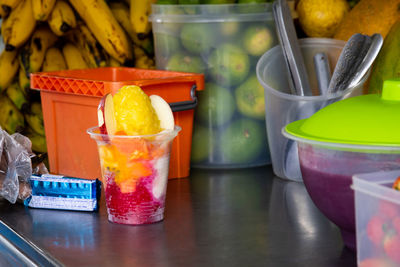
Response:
104,163,166,225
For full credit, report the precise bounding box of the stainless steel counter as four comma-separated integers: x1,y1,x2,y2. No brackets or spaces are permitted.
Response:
0,166,356,266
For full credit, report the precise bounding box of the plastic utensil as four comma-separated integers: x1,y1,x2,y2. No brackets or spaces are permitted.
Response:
273,0,312,96
313,52,331,95
327,33,370,94
346,34,383,90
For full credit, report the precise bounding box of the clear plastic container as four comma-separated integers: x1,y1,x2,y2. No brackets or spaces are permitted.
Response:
150,3,276,169
88,126,180,225
256,38,367,182
353,170,400,266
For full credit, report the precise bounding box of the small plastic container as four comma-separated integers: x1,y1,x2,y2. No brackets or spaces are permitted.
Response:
257,38,367,182
30,67,204,180
353,170,400,266
150,3,277,169
88,126,180,224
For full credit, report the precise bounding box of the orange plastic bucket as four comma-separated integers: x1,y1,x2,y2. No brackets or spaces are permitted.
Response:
30,67,204,179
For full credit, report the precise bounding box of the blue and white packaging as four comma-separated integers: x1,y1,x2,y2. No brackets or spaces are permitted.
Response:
24,174,101,212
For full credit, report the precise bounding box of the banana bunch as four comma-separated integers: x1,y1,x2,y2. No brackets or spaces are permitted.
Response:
110,0,155,68
0,0,159,155
69,0,133,64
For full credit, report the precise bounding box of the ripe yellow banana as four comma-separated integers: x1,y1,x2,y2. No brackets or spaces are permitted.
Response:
109,1,154,56
24,103,45,136
30,101,43,120
1,0,36,51
0,96,24,134
42,47,67,72
68,24,108,68
0,5,6,18
110,1,135,40
0,50,19,91
62,43,89,70
19,26,58,74
135,54,155,69
69,0,132,64
25,127,47,153
109,57,122,67
5,82,28,110
0,0,22,17
130,0,156,39
48,0,76,36
32,0,56,21
18,65,30,93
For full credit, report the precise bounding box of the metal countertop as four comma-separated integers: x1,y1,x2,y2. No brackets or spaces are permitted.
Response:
0,166,356,267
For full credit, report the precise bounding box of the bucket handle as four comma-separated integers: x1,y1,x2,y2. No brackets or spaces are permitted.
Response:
169,85,198,112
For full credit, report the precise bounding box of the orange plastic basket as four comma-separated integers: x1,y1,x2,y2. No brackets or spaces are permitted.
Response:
30,67,204,180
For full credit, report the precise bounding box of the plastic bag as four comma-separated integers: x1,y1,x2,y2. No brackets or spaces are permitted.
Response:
0,128,48,204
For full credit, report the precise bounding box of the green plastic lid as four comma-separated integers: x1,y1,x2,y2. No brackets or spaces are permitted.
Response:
285,80,400,146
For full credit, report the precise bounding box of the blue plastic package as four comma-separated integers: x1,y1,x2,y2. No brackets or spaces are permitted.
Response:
24,174,101,211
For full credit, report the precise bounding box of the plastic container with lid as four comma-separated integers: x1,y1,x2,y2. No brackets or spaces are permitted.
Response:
352,169,400,267
150,3,276,169
30,67,204,180
283,79,400,250
256,38,367,182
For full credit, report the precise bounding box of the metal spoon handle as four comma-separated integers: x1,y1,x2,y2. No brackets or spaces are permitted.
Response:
273,0,312,96
347,34,383,89
327,33,367,94
314,52,331,95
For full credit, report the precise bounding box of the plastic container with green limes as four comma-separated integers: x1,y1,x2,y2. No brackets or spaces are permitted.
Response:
282,79,400,251
150,3,277,169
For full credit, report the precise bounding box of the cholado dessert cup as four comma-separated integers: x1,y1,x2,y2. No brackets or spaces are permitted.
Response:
88,126,180,224
283,79,400,250
88,85,180,225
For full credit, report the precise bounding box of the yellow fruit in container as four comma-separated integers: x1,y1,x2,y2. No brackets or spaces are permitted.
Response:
297,0,350,38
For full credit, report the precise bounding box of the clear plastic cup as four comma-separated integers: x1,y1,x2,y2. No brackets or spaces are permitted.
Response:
256,38,369,182
87,126,181,225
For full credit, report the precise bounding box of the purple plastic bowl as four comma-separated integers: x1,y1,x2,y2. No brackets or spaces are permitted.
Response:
296,141,400,250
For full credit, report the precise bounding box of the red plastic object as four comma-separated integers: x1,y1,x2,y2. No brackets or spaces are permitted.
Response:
30,67,204,180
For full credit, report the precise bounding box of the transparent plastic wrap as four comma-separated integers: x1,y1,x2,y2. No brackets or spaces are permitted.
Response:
0,128,48,204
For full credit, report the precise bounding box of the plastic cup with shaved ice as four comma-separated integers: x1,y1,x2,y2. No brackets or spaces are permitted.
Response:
87,85,180,225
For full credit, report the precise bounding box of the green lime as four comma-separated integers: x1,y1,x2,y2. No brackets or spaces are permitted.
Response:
154,33,181,57
208,43,250,87
180,24,215,55
191,124,214,163
220,118,266,164
243,25,275,56
166,52,206,73
219,21,241,37
235,75,265,120
196,83,236,127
